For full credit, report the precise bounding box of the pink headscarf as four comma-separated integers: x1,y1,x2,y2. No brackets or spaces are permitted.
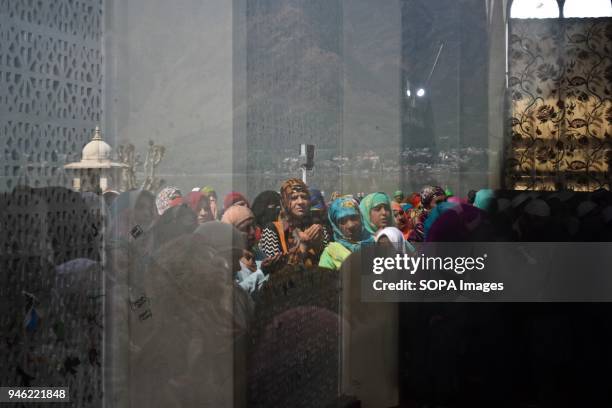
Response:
447,196,467,205
221,204,255,228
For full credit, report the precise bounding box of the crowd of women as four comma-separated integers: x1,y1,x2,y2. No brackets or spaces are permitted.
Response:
103,177,612,301
2,180,611,406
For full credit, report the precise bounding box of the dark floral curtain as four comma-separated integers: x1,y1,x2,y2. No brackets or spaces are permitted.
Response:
505,18,612,191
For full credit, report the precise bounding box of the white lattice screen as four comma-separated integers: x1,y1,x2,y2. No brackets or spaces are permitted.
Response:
0,2,105,407
0,0,103,191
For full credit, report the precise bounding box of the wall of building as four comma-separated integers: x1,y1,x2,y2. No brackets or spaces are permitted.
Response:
0,0,104,192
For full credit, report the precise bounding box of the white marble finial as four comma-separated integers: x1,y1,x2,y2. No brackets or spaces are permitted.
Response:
93,126,102,141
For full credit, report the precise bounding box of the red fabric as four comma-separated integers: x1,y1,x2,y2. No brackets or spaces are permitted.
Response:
223,192,249,210
392,201,411,239
447,196,467,205
186,191,204,212
169,197,183,209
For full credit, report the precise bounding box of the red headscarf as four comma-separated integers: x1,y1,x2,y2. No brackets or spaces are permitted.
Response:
186,191,207,212
223,192,249,210
408,192,421,208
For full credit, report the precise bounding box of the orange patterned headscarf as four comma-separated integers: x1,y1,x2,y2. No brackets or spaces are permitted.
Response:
280,178,310,228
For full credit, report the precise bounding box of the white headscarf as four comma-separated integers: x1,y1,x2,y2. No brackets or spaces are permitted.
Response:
375,227,412,254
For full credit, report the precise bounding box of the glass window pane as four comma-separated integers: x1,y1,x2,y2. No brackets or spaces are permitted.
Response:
564,0,612,18
511,0,559,19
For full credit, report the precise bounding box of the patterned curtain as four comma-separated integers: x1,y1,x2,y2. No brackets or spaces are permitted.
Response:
506,18,612,191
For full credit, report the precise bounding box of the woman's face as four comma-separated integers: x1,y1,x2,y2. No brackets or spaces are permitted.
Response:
240,250,256,272
267,203,280,220
393,208,406,229
370,203,391,230
236,217,257,248
196,201,213,224
288,191,309,218
209,196,218,216
338,214,362,242
377,235,394,248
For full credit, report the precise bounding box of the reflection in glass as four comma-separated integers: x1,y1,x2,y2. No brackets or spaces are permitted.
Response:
510,0,559,19
564,0,612,18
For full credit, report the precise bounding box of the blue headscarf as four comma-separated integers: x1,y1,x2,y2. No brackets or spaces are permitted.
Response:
328,197,373,252
401,203,413,212
423,201,459,239
474,189,495,212
309,188,327,211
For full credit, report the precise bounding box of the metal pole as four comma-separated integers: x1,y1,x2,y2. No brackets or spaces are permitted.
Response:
301,166,307,184
425,42,445,86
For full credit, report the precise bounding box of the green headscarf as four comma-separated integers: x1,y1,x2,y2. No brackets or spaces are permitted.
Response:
200,186,216,197
359,192,394,235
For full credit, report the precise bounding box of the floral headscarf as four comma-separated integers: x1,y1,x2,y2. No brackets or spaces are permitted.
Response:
419,186,446,209
156,186,183,215
328,197,373,252
359,192,394,235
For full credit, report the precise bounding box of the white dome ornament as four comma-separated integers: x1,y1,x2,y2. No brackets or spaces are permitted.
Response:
81,127,113,163
64,127,127,192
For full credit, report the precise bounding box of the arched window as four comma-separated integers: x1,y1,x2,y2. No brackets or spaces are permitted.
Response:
510,0,559,19
564,0,612,18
